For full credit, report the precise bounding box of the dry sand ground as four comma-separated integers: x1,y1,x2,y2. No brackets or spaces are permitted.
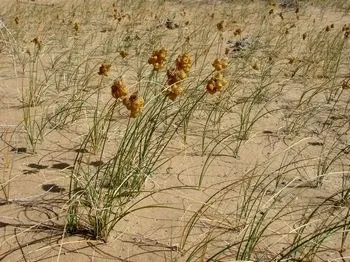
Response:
1,0,350,261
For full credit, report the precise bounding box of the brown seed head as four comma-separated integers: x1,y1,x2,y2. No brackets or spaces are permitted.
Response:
176,53,192,73
217,20,225,32
32,37,42,50
167,84,184,101
212,58,228,71
119,50,128,58
98,63,111,76
341,79,350,89
148,48,168,71
73,22,79,32
111,79,128,99
234,28,242,36
252,63,259,71
206,72,227,94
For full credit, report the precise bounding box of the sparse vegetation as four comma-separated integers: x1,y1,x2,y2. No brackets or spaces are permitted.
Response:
0,0,349,261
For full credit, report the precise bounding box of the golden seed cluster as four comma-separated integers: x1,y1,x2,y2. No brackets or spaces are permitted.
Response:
110,78,144,118
111,79,128,99
206,72,227,94
167,67,187,85
148,48,168,71
166,53,192,101
206,58,228,94
123,92,144,118
212,58,228,71
175,53,192,73
167,84,184,101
